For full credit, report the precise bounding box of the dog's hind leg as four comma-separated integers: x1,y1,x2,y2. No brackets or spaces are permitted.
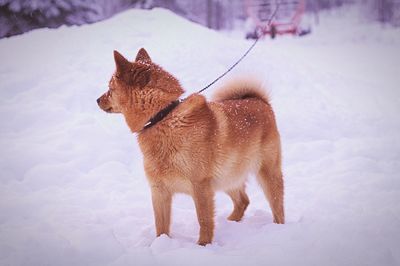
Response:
256,160,285,224
151,184,172,237
226,185,249,222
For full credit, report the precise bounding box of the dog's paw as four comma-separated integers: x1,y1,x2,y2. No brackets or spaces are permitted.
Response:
227,213,244,222
197,239,212,246
197,233,213,246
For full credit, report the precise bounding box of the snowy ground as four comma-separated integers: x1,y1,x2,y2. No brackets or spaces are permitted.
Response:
1,7,400,266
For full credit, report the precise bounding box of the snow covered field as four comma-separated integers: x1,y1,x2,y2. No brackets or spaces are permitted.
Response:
1,7,400,266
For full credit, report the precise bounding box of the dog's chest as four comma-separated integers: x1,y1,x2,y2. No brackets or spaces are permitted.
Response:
141,137,190,174
143,146,180,173
143,150,194,194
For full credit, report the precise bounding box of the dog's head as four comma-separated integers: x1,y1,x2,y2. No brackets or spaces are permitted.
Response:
97,48,184,132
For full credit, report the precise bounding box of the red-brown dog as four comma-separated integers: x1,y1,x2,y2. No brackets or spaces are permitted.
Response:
97,48,284,245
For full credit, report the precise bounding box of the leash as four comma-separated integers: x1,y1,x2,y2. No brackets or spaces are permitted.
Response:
142,3,280,131
197,1,281,94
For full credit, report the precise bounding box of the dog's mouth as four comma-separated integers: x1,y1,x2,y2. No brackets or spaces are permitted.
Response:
104,107,113,113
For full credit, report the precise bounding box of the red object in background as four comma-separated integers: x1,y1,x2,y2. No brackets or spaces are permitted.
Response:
245,0,307,39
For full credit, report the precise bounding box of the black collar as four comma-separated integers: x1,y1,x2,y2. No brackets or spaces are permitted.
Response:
143,99,181,130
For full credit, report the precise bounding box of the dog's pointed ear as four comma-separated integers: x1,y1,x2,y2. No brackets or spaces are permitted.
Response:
134,67,151,88
114,50,130,74
135,48,151,64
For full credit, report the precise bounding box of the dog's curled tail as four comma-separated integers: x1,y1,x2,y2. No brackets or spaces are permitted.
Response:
212,78,270,104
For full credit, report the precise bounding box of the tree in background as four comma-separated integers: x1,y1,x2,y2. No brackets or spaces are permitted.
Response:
368,0,400,26
0,0,143,38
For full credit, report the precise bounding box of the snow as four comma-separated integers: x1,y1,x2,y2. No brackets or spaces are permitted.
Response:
1,7,400,266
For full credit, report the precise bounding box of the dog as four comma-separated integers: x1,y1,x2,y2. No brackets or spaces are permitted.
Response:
97,48,284,245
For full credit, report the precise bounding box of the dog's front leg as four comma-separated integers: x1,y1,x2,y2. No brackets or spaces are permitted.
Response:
191,179,215,245
151,184,172,237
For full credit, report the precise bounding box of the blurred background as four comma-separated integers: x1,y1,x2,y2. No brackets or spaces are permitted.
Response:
1,0,400,39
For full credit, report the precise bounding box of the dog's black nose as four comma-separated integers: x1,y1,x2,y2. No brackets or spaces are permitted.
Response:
96,98,100,105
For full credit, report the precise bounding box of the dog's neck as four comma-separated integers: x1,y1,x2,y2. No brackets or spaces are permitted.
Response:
142,99,182,130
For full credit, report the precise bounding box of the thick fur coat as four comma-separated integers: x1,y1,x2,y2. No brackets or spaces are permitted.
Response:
97,48,284,245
